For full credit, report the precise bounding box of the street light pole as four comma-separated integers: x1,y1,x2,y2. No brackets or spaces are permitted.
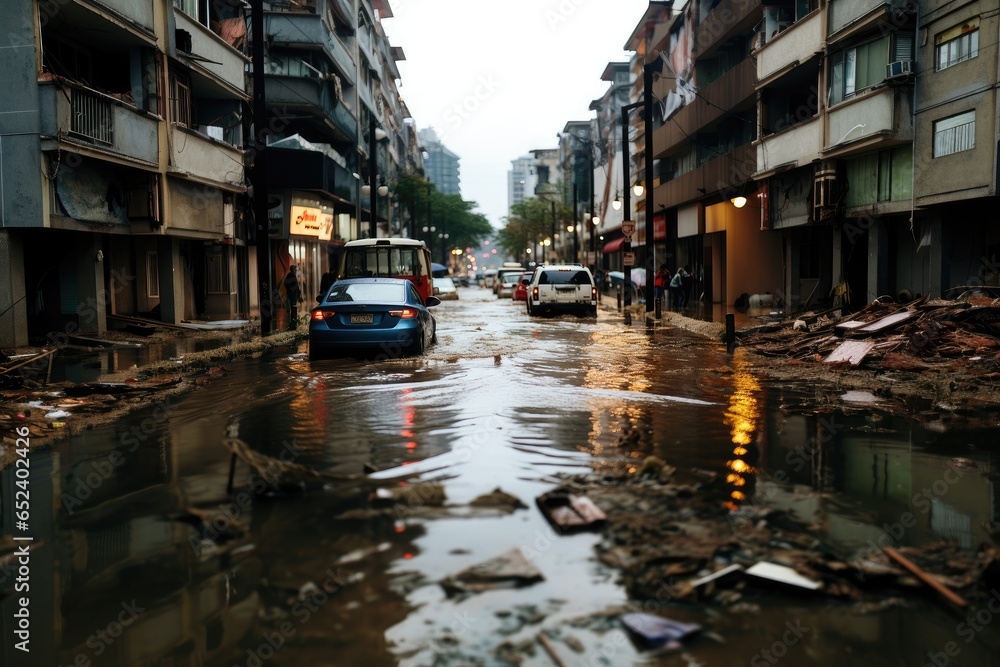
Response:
368,115,377,239
621,101,642,309
643,60,656,312
250,0,273,335
572,183,579,264
589,145,596,267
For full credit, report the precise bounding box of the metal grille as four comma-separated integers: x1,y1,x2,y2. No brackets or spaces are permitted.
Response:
70,89,113,145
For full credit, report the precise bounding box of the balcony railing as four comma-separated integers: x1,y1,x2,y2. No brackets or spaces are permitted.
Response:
70,89,114,145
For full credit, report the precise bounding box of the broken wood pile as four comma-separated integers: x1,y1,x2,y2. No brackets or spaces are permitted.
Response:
738,294,1000,374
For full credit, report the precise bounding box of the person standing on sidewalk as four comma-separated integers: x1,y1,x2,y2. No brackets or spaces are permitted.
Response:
282,264,303,329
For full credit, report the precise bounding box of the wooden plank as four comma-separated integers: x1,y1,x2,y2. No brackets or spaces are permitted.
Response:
824,340,875,365
0,349,58,375
834,320,869,333
883,546,967,607
106,313,192,331
851,311,916,336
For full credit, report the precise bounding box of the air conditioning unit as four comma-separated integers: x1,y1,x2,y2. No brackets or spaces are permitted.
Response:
886,60,916,79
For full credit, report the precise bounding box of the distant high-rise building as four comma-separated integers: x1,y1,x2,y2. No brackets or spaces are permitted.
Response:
508,155,536,212
419,128,461,195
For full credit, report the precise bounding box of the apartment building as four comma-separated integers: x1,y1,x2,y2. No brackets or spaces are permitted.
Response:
0,0,250,347
914,0,1000,295
261,0,417,308
589,61,632,270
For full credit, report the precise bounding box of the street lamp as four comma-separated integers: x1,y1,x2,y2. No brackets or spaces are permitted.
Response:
422,224,436,260
362,115,389,238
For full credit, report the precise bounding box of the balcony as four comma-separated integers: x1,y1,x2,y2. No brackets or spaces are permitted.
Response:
265,76,358,144
829,0,910,41
693,0,762,57
267,147,355,206
265,12,356,84
824,85,913,157
173,10,248,94
169,125,244,188
755,116,822,177
654,58,757,156
755,9,823,83
87,0,155,33
655,143,756,209
39,82,160,166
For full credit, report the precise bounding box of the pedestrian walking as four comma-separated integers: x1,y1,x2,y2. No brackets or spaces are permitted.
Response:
681,265,693,307
669,266,687,308
318,264,336,302
282,264,303,329
654,264,669,305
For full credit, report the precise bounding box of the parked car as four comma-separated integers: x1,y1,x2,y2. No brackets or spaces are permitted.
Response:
497,271,522,299
527,264,597,316
309,278,439,359
493,263,526,295
512,271,534,301
604,270,641,303
481,269,498,289
434,277,459,300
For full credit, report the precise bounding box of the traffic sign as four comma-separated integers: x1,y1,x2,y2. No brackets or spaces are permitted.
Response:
623,252,635,266
621,221,636,238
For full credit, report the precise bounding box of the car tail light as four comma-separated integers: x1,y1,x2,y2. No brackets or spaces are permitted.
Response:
591,287,597,300
311,309,331,321
532,287,538,299
388,308,418,319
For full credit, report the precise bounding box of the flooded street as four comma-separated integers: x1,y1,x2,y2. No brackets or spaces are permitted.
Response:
4,287,1000,667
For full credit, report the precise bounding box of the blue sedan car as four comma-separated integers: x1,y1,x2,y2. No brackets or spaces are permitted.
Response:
309,278,440,359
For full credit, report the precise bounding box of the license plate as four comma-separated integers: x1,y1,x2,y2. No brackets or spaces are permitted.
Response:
350,313,374,324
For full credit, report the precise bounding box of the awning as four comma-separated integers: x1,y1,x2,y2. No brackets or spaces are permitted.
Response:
602,237,626,253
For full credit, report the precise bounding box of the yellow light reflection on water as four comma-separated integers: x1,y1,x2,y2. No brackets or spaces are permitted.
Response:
723,352,762,507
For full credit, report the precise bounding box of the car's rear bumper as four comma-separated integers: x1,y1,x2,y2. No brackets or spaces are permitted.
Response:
309,320,421,351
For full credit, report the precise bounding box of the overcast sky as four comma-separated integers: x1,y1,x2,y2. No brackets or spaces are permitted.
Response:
384,0,653,231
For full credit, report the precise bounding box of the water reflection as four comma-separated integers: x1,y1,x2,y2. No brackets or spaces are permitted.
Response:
755,383,1000,554
0,418,261,667
723,351,761,509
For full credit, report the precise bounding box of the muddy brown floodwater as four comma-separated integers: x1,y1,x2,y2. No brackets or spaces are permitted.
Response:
2,287,999,667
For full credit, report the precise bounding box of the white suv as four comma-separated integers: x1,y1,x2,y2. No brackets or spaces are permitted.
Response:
526,264,597,317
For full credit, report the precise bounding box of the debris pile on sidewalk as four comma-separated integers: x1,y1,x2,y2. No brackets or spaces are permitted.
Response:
738,294,1000,378
547,459,1000,612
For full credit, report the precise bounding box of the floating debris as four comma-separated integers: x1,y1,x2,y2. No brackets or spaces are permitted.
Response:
536,489,607,533
620,612,701,650
441,548,544,596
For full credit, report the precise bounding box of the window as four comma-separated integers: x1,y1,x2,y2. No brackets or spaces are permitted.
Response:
171,73,192,127
934,110,975,157
829,36,889,105
146,252,160,298
206,249,230,293
936,20,979,71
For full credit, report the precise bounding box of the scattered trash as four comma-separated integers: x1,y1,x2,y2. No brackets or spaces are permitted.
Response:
882,546,967,607
44,410,71,419
469,487,527,512
536,489,607,533
619,612,701,650
441,548,544,596
745,562,822,591
689,563,744,590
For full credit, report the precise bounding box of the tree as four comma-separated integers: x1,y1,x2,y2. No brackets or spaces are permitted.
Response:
496,192,572,262
394,172,493,258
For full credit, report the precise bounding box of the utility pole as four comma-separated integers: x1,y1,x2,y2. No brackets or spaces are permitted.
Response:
589,145,596,268
367,115,377,239
250,0,272,335
643,59,656,312
572,183,579,264
621,101,642,309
